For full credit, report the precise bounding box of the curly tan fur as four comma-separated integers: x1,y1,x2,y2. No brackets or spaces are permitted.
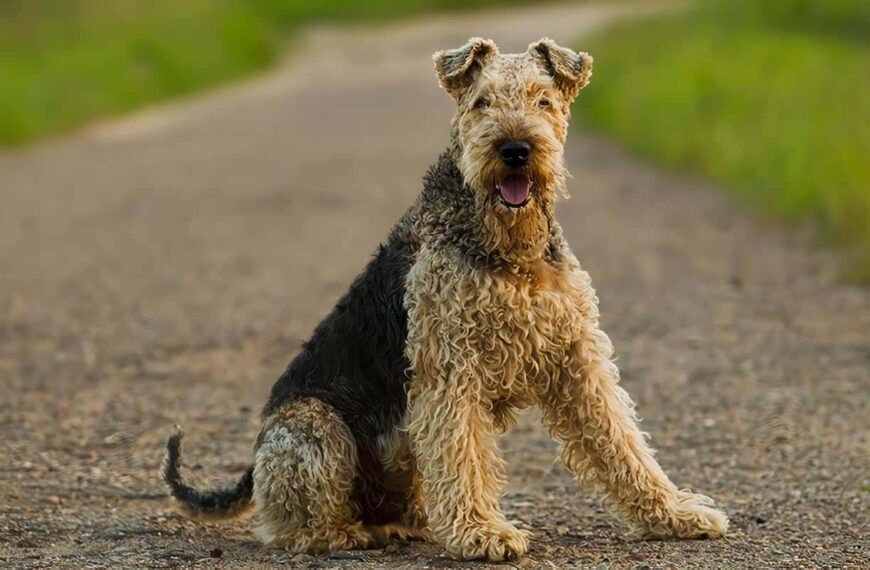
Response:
161,37,726,562
253,398,366,551
253,399,425,552
403,37,726,560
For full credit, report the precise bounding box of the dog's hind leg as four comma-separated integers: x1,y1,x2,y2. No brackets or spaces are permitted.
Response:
253,398,376,553
539,325,729,540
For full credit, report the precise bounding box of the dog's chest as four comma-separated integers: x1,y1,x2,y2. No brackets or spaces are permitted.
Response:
470,268,587,397
405,251,594,401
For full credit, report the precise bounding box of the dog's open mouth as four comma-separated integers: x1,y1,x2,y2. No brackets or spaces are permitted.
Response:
497,172,532,208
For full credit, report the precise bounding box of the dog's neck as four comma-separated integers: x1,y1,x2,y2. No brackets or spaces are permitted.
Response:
419,151,558,272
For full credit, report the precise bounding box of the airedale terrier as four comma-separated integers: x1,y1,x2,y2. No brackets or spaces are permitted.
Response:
162,37,728,561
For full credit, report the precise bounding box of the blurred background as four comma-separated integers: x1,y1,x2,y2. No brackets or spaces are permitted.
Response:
578,0,870,281
1,0,868,278
1,1,868,568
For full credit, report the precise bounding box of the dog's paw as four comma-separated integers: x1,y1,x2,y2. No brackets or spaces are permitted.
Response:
641,492,729,540
447,522,529,561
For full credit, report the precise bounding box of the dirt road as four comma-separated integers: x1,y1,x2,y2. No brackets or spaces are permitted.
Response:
1,3,867,568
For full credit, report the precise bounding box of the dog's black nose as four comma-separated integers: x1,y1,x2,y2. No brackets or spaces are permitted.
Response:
499,140,531,168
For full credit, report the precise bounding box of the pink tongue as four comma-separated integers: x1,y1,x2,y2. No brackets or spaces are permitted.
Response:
499,173,531,206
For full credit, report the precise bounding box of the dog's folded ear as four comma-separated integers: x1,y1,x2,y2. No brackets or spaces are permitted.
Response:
528,38,592,101
433,37,498,101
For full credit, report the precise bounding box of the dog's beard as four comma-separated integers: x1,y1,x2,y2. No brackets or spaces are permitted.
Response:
461,154,567,214
453,122,568,263
458,128,568,209
459,154,565,265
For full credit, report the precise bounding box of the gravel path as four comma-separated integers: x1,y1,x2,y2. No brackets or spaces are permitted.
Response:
0,3,867,568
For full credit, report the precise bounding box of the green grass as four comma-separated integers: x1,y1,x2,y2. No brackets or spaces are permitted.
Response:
576,0,870,281
0,0,538,147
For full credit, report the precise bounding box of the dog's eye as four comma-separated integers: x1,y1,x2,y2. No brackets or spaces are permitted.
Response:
538,98,551,109
473,97,490,110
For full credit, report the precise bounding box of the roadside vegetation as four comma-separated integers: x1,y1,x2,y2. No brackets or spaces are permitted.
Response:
0,0,535,147
577,0,870,280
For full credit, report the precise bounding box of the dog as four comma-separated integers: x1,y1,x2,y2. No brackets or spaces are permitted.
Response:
162,37,728,561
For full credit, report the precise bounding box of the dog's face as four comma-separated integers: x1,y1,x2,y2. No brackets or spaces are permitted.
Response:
434,37,592,262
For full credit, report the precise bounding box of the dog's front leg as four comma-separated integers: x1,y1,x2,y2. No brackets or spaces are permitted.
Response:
407,359,529,561
540,323,729,539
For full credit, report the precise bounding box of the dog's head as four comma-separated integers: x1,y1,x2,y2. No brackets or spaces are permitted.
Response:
433,37,591,262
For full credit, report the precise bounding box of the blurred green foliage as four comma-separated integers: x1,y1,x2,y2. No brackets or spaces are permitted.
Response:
577,0,870,281
730,0,870,40
0,0,535,147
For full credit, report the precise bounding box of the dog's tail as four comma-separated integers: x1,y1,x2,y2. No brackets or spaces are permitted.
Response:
161,426,255,522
